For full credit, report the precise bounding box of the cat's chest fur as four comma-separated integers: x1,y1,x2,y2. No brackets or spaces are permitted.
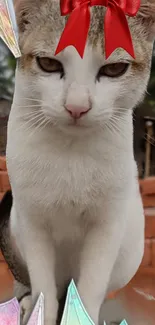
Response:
8,115,127,199
7,107,133,244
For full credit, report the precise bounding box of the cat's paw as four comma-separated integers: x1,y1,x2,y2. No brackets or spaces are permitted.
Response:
19,297,57,325
20,294,32,325
45,318,58,325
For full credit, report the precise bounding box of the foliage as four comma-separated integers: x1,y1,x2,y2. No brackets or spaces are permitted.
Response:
0,40,16,100
145,55,155,114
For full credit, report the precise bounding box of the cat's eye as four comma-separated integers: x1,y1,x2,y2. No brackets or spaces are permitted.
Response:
97,62,129,79
36,57,64,77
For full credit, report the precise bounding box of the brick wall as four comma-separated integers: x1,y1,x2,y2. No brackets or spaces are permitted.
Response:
0,156,10,201
0,156,155,274
0,157,12,300
139,178,155,274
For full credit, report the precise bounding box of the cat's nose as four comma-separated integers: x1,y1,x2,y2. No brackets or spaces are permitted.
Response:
65,104,90,119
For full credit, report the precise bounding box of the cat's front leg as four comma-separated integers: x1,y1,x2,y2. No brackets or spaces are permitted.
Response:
77,200,128,325
18,218,58,325
13,280,32,324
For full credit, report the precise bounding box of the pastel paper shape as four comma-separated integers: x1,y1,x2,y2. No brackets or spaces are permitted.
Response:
27,293,44,325
0,0,21,57
120,321,128,325
0,297,20,325
61,280,95,325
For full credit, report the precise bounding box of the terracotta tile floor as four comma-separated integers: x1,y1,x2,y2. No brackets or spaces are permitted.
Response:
100,272,155,324
0,259,155,325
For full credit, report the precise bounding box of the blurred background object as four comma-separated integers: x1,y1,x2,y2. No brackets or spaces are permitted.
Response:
0,40,15,156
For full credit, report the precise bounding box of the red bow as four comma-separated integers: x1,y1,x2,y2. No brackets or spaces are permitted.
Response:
55,0,140,59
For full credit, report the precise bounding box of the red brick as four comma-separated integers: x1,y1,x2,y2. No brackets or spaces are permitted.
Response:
0,263,9,277
139,177,155,196
0,192,4,201
152,239,155,267
138,266,155,276
0,171,10,192
107,291,118,299
0,157,6,171
142,194,155,208
141,239,152,267
0,251,5,262
145,215,155,238
0,265,13,301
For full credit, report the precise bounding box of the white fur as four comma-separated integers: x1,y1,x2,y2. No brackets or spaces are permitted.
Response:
7,46,145,325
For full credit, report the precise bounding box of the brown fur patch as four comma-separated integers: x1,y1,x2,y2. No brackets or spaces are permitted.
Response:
18,54,34,71
89,6,106,50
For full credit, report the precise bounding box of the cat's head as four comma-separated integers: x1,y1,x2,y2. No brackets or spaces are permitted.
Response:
14,0,155,135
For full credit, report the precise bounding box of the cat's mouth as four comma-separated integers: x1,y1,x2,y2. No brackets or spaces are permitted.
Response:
67,118,90,128
56,117,92,135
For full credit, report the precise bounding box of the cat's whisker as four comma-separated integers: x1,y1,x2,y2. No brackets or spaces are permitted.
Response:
19,110,44,121
39,118,52,132
15,110,43,120
18,97,44,103
22,110,43,117
111,119,129,127
110,118,127,131
110,116,129,127
104,119,127,139
111,114,128,121
23,116,47,135
17,111,45,132
27,116,51,139
16,104,43,108
113,107,127,112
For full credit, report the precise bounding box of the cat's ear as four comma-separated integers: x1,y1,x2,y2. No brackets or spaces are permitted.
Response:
138,0,155,41
13,0,29,32
13,0,37,33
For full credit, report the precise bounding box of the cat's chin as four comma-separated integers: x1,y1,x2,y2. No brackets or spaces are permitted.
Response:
53,120,95,136
57,124,93,136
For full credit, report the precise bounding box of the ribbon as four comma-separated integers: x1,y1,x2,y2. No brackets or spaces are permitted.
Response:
55,0,141,59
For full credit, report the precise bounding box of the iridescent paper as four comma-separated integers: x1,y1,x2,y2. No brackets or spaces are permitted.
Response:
27,293,44,325
0,297,19,325
0,281,128,325
0,0,21,57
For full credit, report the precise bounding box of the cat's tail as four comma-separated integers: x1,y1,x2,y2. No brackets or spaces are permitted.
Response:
0,190,12,226
0,190,13,261
0,190,30,287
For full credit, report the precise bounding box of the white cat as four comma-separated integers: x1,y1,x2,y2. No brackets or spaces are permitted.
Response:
6,0,155,324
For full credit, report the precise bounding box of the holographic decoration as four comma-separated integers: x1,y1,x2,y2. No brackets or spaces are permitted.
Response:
0,280,128,325
27,293,44,325
0,0,21,57
119,321,128,325
61,280,95,325
0,293,44,325
0,297,19,325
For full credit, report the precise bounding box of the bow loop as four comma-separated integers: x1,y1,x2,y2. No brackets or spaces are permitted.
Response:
60,0,72,15
60,0,90,14
55,0,141,58
121,0,141,15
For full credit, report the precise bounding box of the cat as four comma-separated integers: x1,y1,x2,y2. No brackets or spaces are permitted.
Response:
5,0,155,324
